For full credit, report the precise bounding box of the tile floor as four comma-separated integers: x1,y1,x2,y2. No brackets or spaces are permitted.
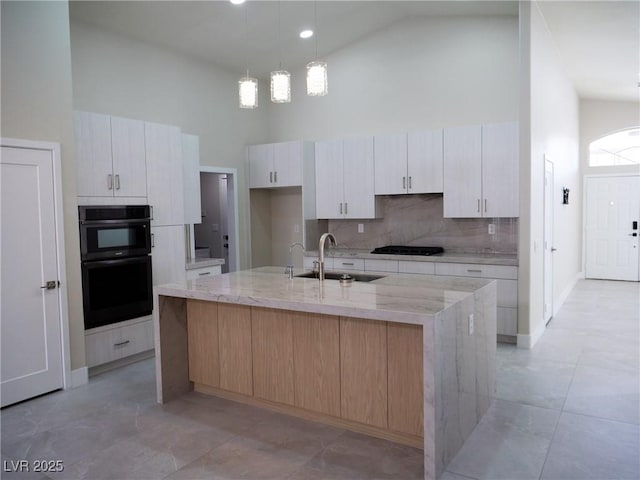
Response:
2,279,638,480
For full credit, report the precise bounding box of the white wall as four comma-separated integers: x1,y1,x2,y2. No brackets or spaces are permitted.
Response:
70,21,270,270
580,99,640,176
1,1,86,370
267,15,519,141
519,1,581,346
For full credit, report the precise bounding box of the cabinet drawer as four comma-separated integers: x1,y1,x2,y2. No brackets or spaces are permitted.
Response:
497,307,517,336
186,265,222,281
364,259,398,273
435,262,517,280
398,261,436,275
85,319,154,367
333,258,365,271
497,279,518,308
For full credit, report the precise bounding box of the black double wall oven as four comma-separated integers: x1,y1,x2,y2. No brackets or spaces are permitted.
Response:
79,205,152,330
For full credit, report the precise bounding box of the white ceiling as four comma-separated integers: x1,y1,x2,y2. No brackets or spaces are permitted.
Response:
70,1,639,102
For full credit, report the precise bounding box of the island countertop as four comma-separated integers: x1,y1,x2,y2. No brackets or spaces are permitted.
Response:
154,266,494,325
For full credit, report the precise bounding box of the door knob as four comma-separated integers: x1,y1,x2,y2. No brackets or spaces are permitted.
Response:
629,233,638,237
551,247,557,252
41,280,59,289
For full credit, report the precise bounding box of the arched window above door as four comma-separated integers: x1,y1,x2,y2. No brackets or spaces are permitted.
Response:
589,127,640,167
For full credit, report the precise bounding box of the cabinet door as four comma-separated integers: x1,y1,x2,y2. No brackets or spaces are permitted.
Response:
292,313,340,417
75,111,113,197
482,122,519,218
248,144,274,189
182,134,202,224
273,141,302,187
218,303,253,395
110,116,147,198
388,323,423,437
146,122,184,226
340,317,387,428
407,129,444,193
187,300,219,387
251,307,295,405
374,134,407,195
443,125,482,218
343,136,376,219
151,225,186,286
315,139,344,219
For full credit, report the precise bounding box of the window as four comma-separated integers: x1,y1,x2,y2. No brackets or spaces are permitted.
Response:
589,127,640,167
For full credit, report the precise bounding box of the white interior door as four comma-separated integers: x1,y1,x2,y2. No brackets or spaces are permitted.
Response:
543,158,554,324
1,146,64,407
585,175,640,281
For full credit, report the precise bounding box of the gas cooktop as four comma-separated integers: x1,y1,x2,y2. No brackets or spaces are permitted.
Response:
370,245,444,256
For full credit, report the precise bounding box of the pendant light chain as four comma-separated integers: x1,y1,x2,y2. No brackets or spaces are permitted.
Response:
239,2,258,108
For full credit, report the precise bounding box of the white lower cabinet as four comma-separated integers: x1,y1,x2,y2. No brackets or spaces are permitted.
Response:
85,318,154,368
186,265,222,281
364,259,398,273
151,225,186,286
398,260,436,275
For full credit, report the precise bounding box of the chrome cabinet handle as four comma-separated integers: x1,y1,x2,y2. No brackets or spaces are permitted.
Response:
150,205,154,220
114,340,130,347
115,174,120,190
274,171,278,183
270,171,273,183
408,176,412,189
403,176,406,189
467,269,482,273
198,272,211,276
107,174,113,190
342,262,354,266
340,203,343,215
151,233,155,248
484,199,487,213
477,199,480,213
345,203,348,215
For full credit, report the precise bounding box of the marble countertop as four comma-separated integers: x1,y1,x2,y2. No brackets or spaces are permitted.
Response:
303,249,518,266
155,266,493,325
185,257,225,270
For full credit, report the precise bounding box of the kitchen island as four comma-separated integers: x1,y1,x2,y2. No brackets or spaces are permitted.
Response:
153,267,496,479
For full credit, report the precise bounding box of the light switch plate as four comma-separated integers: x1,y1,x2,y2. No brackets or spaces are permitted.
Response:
468,313,474,335
488,223,495,235
357,224,364,233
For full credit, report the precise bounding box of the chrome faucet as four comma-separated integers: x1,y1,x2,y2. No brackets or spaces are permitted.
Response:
318,233,337,282
285,242,305,279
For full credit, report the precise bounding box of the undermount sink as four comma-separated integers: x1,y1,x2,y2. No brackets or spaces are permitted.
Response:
295,271,385,282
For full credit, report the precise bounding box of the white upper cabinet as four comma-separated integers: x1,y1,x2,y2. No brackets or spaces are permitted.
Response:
110,116,147,197
374,134,407,195
482,122,519,218
182,134,202,225
316,136,377,219
248,141,303,188
75,112,146,198
374,130,443,195
443,122,518,218
443,125,483,218
145,122,184,226
407,129,444,193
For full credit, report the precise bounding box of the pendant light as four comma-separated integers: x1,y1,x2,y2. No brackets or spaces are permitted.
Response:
239,5,258,109
306,1,328,96
270,1,291,103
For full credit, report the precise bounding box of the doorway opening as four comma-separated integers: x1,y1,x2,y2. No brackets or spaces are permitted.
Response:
191,167,240,274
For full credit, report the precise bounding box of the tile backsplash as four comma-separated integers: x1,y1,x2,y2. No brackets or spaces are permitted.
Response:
328,194,518,254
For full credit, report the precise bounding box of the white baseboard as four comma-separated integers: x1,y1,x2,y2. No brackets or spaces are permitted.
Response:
70,367,89,388
517,321,546,349
554,271,583,317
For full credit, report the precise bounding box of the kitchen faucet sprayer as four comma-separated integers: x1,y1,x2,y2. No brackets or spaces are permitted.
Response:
318,233,337,282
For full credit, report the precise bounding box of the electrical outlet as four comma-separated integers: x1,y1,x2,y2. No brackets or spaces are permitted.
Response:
468,313,474,336
294,224,300,233
358,224,364,233
488,223,495,235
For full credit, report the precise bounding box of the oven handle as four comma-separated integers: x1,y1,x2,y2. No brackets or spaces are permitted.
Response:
79,218,150,226
82,256,151,267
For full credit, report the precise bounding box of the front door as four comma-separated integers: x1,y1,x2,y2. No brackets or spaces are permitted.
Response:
585,175,640,281
1,145,64,407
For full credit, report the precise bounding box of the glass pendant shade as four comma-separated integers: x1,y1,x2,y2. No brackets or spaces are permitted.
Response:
270,70,291,103
238,76,258,109
306,60,328,96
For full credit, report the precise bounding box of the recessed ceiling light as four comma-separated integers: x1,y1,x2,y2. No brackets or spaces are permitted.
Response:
299,29,313,39
230,0,246,5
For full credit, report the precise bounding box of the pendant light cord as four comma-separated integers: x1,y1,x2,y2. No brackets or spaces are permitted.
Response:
244,5,249,77
278,1,282,69
314,1,318,60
